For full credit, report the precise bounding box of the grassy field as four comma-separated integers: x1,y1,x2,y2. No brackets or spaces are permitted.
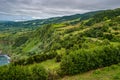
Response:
40,58,60,70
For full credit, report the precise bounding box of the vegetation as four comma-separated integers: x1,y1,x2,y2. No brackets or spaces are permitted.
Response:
0,64,48,80
60,63,120,80
0,8,120,80
60,45,120,75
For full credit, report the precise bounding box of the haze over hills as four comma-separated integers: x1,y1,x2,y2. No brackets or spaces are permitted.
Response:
0,8,120,80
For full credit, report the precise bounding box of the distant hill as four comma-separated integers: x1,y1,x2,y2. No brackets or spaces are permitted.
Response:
0,10,100,31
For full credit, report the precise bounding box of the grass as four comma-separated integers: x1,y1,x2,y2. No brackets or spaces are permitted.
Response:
60,63,120,80
22,38,39,52
53,23,66,28
39,58,60,70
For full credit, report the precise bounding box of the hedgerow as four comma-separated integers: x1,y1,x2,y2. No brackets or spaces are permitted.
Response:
60,45,120,75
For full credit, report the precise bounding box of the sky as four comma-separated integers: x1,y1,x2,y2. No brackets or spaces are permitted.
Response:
0,0,120,21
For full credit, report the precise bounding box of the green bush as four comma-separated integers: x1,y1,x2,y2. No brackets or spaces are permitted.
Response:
60,45,120,75
102,39,110,45
0,65,31,80
55,54,62,62
0,65,48,80
14,52,57,65
103,33,114,40
84,27,103,38
31,65,48,80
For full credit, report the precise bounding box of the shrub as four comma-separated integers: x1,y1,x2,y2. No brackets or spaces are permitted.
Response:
31,65,48,80
0,65,48,80
0,65,31,80
55,54,62,62
112,35,120,42
60,45,120,75
14,52,57,65
103,33,113,40
84,27,103,38
102,39,110,45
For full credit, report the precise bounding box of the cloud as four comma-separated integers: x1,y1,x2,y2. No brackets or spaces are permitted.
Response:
0,0,120,21
32,16,41,19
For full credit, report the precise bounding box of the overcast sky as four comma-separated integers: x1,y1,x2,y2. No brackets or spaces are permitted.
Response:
0,0,120,21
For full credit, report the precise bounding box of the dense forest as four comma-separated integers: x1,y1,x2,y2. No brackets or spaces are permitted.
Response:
0,8,120,80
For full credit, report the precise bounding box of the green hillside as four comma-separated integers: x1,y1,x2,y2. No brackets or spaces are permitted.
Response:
0,8,120,80
11,8,120,59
